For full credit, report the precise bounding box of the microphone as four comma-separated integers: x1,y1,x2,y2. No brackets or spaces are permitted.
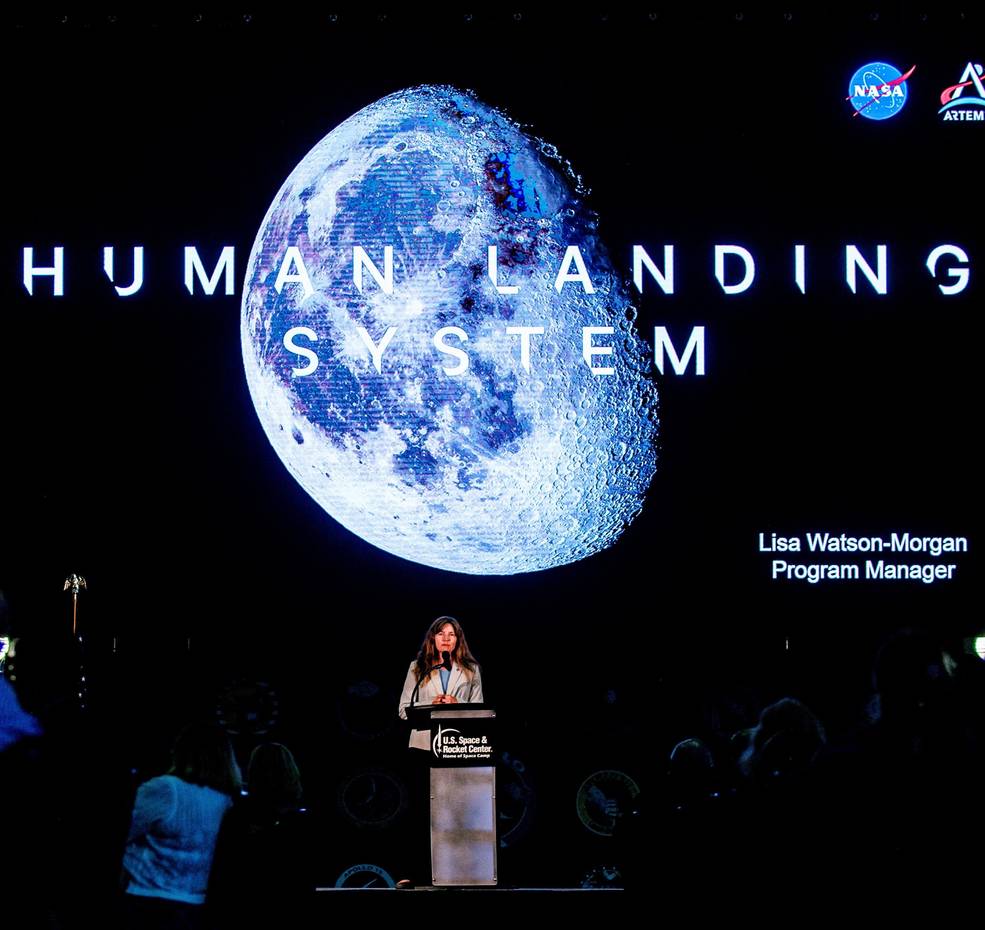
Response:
410,654,452,706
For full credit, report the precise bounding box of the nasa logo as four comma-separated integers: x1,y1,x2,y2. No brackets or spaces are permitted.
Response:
846,62,916,120
939,62,985,122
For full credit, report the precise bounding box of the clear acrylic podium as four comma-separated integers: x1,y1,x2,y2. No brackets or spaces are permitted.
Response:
407,703,497,886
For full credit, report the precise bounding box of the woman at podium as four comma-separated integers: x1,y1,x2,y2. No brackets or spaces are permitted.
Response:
398,616,483,750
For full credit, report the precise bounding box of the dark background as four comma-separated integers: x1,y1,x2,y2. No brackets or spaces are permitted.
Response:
1,9,981,892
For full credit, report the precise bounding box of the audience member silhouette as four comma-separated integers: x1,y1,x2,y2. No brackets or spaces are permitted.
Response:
120,722,241,929
209,742,316,926
818,629,984,889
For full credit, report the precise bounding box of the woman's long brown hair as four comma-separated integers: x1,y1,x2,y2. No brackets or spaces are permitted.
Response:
414,615,478,685
169,722,242,796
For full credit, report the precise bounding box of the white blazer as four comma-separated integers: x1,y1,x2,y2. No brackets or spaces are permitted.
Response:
398,660,484,750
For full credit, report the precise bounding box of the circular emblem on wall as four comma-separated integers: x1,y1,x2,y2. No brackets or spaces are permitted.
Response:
575,769,640,837
336,678,394,741
215,679,280,736
498,751,536,848
334,863,396,889
336,767,408,829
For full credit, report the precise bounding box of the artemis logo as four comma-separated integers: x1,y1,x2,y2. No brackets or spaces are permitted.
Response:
939,62,985,122
847,62,915,120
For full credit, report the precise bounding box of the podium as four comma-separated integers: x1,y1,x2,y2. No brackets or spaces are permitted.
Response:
406,703,497,886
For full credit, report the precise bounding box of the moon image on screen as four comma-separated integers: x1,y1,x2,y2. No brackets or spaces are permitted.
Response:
241,85,658,575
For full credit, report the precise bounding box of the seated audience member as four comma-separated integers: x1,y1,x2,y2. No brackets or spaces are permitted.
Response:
121,722,241,929
209,742,315,923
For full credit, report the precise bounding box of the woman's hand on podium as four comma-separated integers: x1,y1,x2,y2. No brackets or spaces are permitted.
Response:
431,694,458,704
